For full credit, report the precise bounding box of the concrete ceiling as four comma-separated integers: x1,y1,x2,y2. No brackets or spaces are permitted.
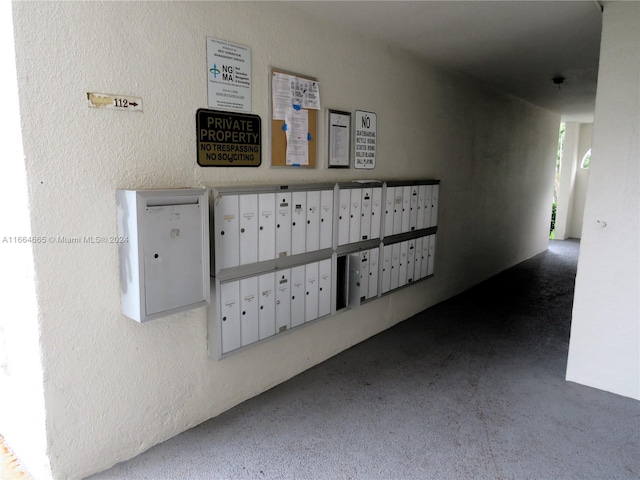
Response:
291,1,603,122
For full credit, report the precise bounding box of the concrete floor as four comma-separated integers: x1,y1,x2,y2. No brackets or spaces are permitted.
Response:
90,240,640,480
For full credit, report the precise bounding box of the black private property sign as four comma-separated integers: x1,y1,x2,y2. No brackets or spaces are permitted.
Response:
196,109,261,167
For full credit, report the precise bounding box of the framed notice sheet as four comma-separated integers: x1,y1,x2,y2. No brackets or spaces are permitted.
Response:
327,109,351,168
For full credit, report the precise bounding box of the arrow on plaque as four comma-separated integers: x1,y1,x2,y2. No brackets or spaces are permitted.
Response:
129,102,138,107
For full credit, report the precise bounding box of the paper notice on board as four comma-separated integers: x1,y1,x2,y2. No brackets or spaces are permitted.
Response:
285,107,309,165
272,72,321,119
293,77,320,110
289,76,305,109
302,80,320,109
272,72,292,120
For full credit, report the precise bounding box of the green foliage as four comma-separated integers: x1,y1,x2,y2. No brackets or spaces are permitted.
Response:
581,149,591,169
557,123,566,168
554,123,566,204
550,202,557,238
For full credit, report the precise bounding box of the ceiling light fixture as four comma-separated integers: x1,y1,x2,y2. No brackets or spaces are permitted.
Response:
552,76,565,91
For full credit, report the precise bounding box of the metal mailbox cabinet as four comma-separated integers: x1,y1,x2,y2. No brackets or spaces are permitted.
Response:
398,241,409,287
320,190,334,250
291,191,307,255
258,193,276,262
215,194,240,270
414,237,423,281
392,188,403,235
368,247,379,299
420,235,430,279
384,186,395,238
406,239,416,283
360,188,373,241
409,185,419,231
306,191,321,252
337,188,351,246
116,188,210,322
275,269,291,333
348,188,362,244
240,276,260,346
258,272,276,340
276,193,292,258
208,179,438,357
371,187,383,240
359,249,370,301
381,244,393,294
430,185,439,227
220,280,241,353
318,258,332,318
239,194,259,265
401,186,411,234
290,265,306,328
390,242,401,291
304,261,320,323
427,234,437,276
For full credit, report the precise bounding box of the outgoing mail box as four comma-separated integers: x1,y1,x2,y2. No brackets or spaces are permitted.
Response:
117,188,209,322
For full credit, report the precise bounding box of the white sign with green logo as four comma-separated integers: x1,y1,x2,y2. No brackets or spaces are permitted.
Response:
207,37,251,112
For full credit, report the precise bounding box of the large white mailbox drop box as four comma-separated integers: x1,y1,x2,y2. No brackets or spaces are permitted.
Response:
116,188,210,322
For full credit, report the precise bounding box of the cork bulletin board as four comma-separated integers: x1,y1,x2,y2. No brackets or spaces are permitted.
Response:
270,68,318,168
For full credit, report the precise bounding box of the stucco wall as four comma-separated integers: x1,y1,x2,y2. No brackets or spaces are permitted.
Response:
568,123,592,238
566,1,640,400
7,2,558,478
555,122,579,239
556,122,592,240
0,2,50,479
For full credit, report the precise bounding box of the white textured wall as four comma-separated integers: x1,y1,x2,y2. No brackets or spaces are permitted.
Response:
0,1,50,479
556,122,592,240
9,2,558,478
568,123,592,238
555,122,579,240
567,2,640,400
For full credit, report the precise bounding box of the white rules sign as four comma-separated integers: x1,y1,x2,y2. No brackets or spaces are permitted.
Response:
354,110,376,170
